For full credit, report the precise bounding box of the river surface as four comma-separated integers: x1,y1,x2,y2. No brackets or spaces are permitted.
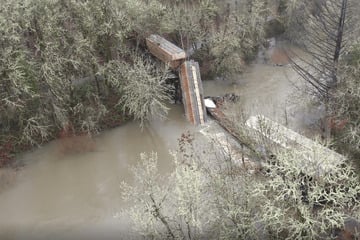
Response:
0,106,193,240
0,43,318,239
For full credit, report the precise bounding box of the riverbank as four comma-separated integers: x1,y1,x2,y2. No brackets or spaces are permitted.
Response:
0,38,330,239
0,99,127,195
0,92,129,169
0,104,192,239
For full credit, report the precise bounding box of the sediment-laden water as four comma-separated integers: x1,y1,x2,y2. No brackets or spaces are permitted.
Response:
0,43,320,240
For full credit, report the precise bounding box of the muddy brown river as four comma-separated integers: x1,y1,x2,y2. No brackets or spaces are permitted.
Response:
0,43,318,239
0,105,193,239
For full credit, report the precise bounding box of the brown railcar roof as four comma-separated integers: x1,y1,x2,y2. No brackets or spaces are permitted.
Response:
146,34,186,61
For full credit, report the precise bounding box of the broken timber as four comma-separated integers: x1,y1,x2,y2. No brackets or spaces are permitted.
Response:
146,34,186,69
179,60,207,125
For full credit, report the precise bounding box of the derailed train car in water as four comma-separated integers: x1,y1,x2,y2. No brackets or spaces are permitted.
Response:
245,115,345,174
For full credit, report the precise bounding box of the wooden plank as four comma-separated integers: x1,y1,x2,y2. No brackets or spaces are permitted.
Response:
147,40,172,62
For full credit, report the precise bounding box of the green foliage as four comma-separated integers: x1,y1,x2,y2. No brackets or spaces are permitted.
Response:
275,0,308,42
1,0,107,144
124,0,165,41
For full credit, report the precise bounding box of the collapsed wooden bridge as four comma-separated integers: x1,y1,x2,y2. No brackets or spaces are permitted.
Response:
146,34,207,125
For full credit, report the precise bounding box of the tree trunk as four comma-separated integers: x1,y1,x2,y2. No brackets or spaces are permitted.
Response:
331,0,348,87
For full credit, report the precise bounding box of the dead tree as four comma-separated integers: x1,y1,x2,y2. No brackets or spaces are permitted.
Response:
289,0,353,138
290,0,350,101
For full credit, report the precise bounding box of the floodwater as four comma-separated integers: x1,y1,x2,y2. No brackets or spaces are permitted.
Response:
0,105,193,239
203,64,297,126
0,41,318,239
203,41,322,135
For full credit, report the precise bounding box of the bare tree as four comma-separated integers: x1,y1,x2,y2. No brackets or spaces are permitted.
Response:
121,130,360,239
117,55,172,128
290,0,350,100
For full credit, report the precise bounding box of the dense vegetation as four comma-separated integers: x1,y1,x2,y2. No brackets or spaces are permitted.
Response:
0,0,267,165
281,0,360,161
0,0,359,238
122,129,360,239
120,0,360,239
332,43,360,162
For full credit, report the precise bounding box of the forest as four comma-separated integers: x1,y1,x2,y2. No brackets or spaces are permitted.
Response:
0,0,268,165
0,0,360,239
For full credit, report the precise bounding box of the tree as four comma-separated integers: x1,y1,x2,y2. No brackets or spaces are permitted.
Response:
160,0,216,50
289,0,350,100
121,122,360,239
196,0,269,77
282,0,356,141
122,0,165,47
253,146,360,239
121,133,262,239
120,152,177,239
331,42,360,161
117,55,173,128
0,0,272,153
0,0,175,152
